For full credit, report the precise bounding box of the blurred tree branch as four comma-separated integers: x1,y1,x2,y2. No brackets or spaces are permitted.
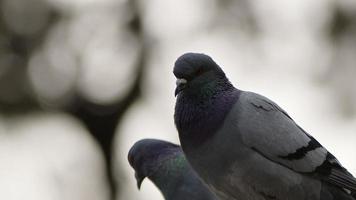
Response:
66,5,146,197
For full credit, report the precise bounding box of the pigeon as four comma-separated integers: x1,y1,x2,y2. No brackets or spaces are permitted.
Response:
128,138,218,200
173,52,356,200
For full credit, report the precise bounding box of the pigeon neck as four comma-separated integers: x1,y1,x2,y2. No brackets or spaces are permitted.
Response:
149,154,188,198
175,79,240,149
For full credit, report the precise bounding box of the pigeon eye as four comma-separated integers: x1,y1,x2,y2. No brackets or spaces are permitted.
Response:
195,68,204,76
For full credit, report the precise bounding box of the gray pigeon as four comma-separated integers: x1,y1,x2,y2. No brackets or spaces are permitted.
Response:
173,52,356,200
128,138,218,200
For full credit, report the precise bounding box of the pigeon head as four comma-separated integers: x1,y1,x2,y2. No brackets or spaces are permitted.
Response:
173,53,227,97
128,139,181,189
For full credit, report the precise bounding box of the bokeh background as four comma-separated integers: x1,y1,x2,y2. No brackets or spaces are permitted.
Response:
0,0,356,199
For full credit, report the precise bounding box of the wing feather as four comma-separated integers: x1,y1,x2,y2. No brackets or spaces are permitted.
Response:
237,91,356,192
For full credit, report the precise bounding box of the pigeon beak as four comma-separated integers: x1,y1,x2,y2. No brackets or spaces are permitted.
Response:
135,171,145,189
175,78,187,96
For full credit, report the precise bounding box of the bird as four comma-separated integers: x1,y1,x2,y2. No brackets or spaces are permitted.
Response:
173,52,356,200
128,138,218,200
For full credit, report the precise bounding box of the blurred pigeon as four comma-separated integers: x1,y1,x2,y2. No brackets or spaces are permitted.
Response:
128,139,217,200
173,53,356,200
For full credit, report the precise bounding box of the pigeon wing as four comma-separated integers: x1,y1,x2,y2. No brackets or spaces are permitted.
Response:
236,91,356,192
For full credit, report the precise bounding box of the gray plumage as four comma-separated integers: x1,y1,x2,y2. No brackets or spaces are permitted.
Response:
173,52,356,200
128,138,217,200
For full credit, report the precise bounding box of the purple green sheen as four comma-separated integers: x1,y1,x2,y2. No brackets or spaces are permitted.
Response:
128,139,217,200
174,53,240,148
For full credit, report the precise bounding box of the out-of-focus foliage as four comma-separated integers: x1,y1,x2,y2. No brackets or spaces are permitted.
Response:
0,0,145,199
326,3,356,117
